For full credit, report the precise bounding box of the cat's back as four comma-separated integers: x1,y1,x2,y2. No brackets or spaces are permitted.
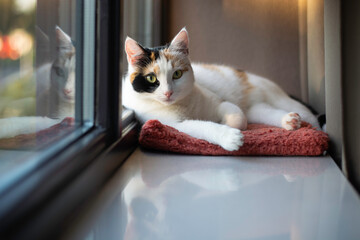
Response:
192,63,252,108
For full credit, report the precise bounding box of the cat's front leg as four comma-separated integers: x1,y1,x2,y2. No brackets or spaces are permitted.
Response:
218,101,248,130
165,120,244,151
0,117,61,139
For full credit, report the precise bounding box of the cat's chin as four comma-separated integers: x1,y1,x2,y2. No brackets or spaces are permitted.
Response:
155,97,177,105
160,99,175,105
61,95,75,103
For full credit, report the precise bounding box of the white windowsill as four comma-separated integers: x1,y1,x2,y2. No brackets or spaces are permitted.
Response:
62,148,360,240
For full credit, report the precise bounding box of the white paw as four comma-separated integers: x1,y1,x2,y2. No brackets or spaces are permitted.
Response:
281,112,301,130
218,125,244,151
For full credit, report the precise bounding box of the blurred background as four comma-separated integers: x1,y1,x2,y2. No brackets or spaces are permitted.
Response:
0,0,36,118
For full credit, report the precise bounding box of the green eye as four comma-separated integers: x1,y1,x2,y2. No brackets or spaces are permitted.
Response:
146,75,157,83
173,70,183,79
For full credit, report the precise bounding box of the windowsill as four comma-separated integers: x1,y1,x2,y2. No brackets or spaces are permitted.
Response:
60,148,360,239
0,124,93,196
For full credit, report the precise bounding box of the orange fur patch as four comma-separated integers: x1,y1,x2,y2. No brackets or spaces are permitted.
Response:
130,72,138,83
200,64,221,72
172,59,191,70
200,64,227,79
66,46,76,58
159,50,191,71
153,65,160,75
162,49,176,62
234,69,253,93
234,69,254,108
150,52,156,61
143,62,160,76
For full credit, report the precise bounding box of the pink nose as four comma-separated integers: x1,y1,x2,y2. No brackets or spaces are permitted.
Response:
164,91,173,98
63,89,71,95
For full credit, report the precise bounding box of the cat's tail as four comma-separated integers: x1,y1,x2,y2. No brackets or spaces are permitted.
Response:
0,116,62,139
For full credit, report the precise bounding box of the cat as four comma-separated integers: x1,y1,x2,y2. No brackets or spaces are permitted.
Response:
36,26,76,119
122,27,319,151
0,26,75,139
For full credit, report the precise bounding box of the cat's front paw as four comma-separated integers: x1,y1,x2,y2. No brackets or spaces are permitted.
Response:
218,126,244,151
282,112,301,130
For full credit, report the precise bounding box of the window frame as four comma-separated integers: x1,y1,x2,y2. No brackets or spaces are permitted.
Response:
0,0,136,238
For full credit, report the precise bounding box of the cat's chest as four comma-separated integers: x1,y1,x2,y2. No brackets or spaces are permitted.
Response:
126,93,220,124
131,99,191,123
123,81,221,123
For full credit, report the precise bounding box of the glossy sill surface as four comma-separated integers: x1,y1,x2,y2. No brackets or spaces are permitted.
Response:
64,148,360,240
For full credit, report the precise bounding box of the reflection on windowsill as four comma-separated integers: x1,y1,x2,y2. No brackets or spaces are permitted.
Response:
0,117,75,151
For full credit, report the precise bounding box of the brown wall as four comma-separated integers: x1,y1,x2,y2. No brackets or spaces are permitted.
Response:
164,0,302,99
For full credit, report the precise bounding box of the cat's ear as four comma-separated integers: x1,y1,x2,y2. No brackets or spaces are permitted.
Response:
125,37,145,65
169,27,189,55
55,26,73,49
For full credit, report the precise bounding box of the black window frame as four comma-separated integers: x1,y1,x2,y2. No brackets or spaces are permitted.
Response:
0,0,137,239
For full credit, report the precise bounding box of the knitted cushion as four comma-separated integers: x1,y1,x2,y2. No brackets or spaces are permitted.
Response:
139,120,328,156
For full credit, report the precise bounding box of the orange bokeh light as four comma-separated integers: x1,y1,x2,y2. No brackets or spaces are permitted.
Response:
0,36,18,59
0,29,33,60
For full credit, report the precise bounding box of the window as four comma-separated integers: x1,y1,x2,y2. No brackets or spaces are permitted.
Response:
0,0,90,187
0,0,130,238
0,0,95,199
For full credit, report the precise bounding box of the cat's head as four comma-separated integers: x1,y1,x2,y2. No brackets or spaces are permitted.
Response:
125,28,194,105
50,26,76,103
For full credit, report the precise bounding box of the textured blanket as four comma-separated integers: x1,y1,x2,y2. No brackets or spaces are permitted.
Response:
139,120,328,156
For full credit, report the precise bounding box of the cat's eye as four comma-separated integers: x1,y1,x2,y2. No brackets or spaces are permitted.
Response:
173,70,183,79
55,67,65,77
146,75,157,83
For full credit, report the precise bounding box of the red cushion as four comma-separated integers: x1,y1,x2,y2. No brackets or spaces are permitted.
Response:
139,120,329,156
0,117,75,150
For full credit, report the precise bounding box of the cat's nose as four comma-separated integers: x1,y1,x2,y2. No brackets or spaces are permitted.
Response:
164,91,173,99
63,89,72,95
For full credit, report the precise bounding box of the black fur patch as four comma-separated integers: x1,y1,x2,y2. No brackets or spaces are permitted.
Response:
131,43,169,93
133,44,169,68
132,73,160,93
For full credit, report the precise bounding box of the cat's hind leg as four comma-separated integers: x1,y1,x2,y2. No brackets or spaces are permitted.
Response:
218,101,248,130
247,103,302,130
270,96,320,129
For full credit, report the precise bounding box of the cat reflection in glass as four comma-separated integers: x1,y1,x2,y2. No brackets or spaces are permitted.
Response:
0,27,75,139
122,28,319,151
36,26,76,119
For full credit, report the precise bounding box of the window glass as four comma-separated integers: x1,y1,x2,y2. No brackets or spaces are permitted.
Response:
0,0,79,149
0,0,94,190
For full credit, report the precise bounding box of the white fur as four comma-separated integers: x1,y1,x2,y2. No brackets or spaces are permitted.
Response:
123,64,319,151
123,62,245,151
0,117,61,139
36,63,75,119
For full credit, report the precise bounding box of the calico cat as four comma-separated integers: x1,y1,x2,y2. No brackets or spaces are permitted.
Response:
36,26,75,119
0,27,75,139
122,28,319,151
